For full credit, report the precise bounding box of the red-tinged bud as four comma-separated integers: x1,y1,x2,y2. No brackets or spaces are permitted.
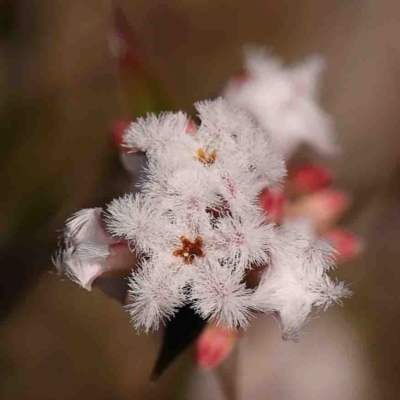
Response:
259,188,286,222
112,6,142,70
289,163,333,194
186,119,197,135
109,240,129,249
195,323,238,370
324,228,364,263
287,189,350,228
231,71,250,87
112,121,130,152
318,190,350,217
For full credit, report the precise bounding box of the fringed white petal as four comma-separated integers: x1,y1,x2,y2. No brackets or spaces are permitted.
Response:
215,167,259,214
195,98,255,144
213,212,273,268
52,247,71,275
190,259,254,329
55,208,122,290
127,260,188,333
313,277,352,310
64,257,104,291
75,242,110,264
54,246,105,291
105,193,164,253
123,111,189,155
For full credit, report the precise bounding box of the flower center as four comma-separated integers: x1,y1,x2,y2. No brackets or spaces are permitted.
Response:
196,148,217,165
173,236,205,264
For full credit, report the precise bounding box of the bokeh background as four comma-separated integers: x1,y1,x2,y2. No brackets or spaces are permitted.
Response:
1,1,400,399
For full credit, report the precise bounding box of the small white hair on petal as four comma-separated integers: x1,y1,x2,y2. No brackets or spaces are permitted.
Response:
303,238,337,273
241,128,287,190
214,212,273,268
65,208,110,245
190,259,254,329
138,156,174,198
195,98,256,145
105,193,164,254
214,165,259,214
52,247,72,275
127,260,188,333
105,193,141,239
202,103,286,190
139,148,201,200
313,276,352,311
75,242,110,264
123,111,188,155
161,167,220,218
268,225,310,259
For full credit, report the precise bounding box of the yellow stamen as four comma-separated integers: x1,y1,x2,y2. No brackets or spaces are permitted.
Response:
196,148,217,165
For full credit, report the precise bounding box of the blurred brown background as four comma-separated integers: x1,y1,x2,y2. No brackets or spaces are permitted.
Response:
1,1,400,399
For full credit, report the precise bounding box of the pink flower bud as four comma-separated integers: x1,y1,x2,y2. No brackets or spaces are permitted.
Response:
112,121,130,152
287,189,350,229
195,323,238,370
259,188,286,222
289,163,333,194
324,228,364,263
185,119,197,135
231,71,250,87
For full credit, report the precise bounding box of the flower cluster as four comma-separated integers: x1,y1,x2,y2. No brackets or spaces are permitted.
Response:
55,98,350,340
224,47,338,158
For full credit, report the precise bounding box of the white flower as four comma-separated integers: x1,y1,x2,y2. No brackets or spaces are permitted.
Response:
251,229,350,341
55,208,115,290
224,47,339,159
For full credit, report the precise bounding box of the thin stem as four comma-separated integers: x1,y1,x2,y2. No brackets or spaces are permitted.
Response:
216,343,239,400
